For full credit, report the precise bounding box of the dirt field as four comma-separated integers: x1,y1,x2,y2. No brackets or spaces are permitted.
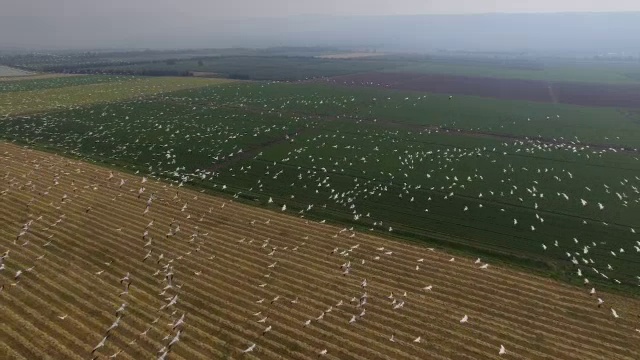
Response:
326,72,640,107
1,142,639,360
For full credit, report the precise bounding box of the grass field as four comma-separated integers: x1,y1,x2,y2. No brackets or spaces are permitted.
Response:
2,80,639,296
1,142,639,359
391,61,640,84
0,75,129,93
0,77,234,115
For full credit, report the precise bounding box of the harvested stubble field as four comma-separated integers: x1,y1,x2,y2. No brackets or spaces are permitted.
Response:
0,77,234,116
1,142,639,360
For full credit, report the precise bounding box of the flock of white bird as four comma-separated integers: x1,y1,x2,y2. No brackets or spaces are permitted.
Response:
1,82,640,358
0,160,518,358
3,86,640,292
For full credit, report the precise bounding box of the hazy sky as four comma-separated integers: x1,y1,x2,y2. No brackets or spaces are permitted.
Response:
5,0,640,18
2,1,640,50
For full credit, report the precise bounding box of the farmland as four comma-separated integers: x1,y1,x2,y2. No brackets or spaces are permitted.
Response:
1,142,639,359
0,76,234,115
6,51,640,85
326,72,640,108
0,75,125,94
391,60,640,85
1,80,640,296
1,61,640,359
84,56,408,81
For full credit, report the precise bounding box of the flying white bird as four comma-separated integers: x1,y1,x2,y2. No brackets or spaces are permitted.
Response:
499,345,506,355
92,335,109,354
262,325,272,335
242,343,256,353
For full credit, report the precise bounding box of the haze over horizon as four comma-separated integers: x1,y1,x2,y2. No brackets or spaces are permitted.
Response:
2,1,640,52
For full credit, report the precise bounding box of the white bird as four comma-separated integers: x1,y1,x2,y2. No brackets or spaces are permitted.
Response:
115,303,126,315
242,343,256,353
499,345,506,355
611,308,619,318
319,349,328,356
92,335,109,354
413,336,421,343
460,315,468,323
479,263,489,269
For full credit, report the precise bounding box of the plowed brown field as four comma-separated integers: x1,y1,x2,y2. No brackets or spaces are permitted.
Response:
1,142,639,360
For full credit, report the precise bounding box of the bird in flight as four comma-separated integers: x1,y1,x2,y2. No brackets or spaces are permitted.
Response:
92,335,109,354
499,345,506,355
242,343,256,353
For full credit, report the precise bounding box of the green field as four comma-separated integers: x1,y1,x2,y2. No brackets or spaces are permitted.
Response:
0,75,132,93
2,78,639,294
391,61,640,84
136,82,640,147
